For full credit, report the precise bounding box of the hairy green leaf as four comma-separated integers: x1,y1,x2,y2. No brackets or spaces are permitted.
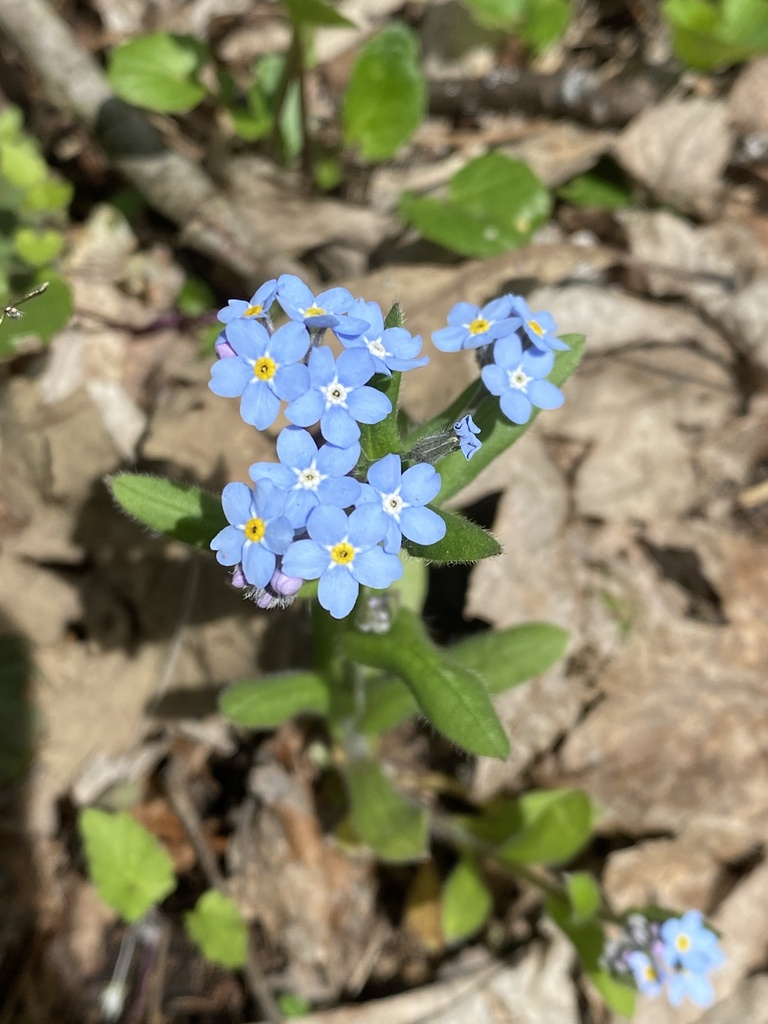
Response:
342,755,428,862
220,671,330,728
500,788,595,866
403,507,501,563
107,474,226,549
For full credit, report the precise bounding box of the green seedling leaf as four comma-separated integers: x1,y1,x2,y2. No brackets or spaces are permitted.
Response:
0,138,48,188
230,80,273,141
400,153,551,258
441,854,493,943
403,507,501,563
79,808,176,922
176,276,214,317
342,755,428,862
557,160,633,210
343,22,426,161
0,272,72,354
220,671,330,728
14,227,64,267
346,609,510,759
433,334,585,502
282,0,354,27
108,33,209,113
519,0,570,52
22,177,74,214
566,871,602,922
661,0,758,69
461,0,527,30
185,890,248,968
107,474,226,549
500,788,594,866
278,994,312,1017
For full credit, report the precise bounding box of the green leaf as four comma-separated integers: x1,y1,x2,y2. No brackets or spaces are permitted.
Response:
403,507,501,563
345,609,510,759
79,808,176,922
519,0,570,53
557,160,633,210
22,177,74,214
278,994,312,1018
0,634,35,785
500,788,594,866
441,854,494,942
566,871,602,922
0,273,72,354
450,623,569,692
176,276,214,317
588,969,637,1018
220,671,330,728
14,227,64,267
662,0,753,69
185,890,248,968
0,106,24,141
725,0,768,49
108,33,209,113
342,755,428,862
343,23,426,161
282,0,355,27
433,334,585,502
461,0,527,30
107,474,226,549
400,153,551,258
230,80,273,142
0,138,48,188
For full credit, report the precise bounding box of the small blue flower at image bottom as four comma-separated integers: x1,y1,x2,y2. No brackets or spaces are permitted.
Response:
454,414,482,460
210,481,295,589
357,453,446,554
282,505,403,619
661,911,725,974
626,951,666,998
481,334,564,425
217,279,279,325
432,297,521,352
249,426,362,529
276,274,369,333
208,318,310,430
666,965,717,1009
507,294,570,353
285,346,391,448
337,300,429,375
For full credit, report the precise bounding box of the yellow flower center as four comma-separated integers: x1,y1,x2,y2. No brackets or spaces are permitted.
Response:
642,965,658,982
244,304,263,317
244,517,266,543
528,319,544,337
468,317,490,335
305,305,326,317
253,356,276,381
675,935,691,952
330,541,355,566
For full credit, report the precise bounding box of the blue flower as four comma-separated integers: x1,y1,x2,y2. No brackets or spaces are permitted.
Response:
250,427,362,528
454,414,482,460
358,453,445,554
208,318,310,430
626,952,665,998
337,300,429,375
507,295,569,352
284,346,391,447
481,334,564,425
217,279,279,325
432,297,521,352
666,966,716,1009
282,506,402,619
276,274,369,333
210,481,295,588
661,912,725,974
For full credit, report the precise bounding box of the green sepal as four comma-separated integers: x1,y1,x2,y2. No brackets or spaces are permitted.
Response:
403,507,501,563
107,473,226,549
341,754,428,862
345,609,510,759
219,671,330,729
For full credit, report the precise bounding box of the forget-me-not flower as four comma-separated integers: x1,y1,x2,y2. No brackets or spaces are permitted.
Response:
284,346,391,447
507,294,569,352
481,334,564,425
357,453,445,553
454,415,482,460
217,279,279,325
210,481,294,589
337,300,429,375
209,318,310,430
661,912,725,975
249,427,362,528
432,297,520,352
276,274,369,333
282,505,402,619
626,952,666,999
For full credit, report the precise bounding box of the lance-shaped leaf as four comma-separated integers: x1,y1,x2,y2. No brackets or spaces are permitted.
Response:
341,755,428,862
345,609,510,759
220,671,330,729
403,507,501,563
441,854,493,943
107,474,226,549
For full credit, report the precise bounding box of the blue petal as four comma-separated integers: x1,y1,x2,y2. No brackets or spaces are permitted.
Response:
382,519,402,554
217,298,249,324
432,326,467,352
276,274,315,319
252,279,278,307
318,476,361,508
487,317,522,340
276,426,317,470
307,345,336,385
240,382,280,430
527,380,564,410
480,296,512,320
321,406,360,447
249,462,294,489
446,302,478,326
522,347,555,377
316,286,353,313
333,314,371,337
336,348,376,388
347,505,389,548
285,388,324,428
400,505,445,545
273,363,310,401
253,479,288,520
367,453,401,494
221,482,253,525
346,299,382,335
351,546,403,588
282,538,328,579
318,568,358,619
242,543,276,588
481,364,506,396
306,505,348,546
264,516,294,554
209,358,252,397
493,334,523,369
388,355,429,372
346,386,391,425
315,441,360,476
500,390,532,424
210,524,244,564
285,490,316,529
400,463,441,505
272,320,310,362
225,318,269,359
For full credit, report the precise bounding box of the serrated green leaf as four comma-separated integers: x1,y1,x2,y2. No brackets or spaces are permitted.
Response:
342,754,428,862
441,854,493,942
432,335,585,502
283,0,355,27
107,474,226,549
566,871,602,922
0,273,72,355
500,788,594,866
185,890,248,968
343,23,426,161
108,33,209,113
345,609,510,759
403,507,501,563
400,153,551,258
79,808,176,922
14,227,64,267
220,671,330,728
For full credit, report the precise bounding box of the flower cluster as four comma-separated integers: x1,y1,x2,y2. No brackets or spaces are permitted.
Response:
601,911,725,1008
207,276,568,617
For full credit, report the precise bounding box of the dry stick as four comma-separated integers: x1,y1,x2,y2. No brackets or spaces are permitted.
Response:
0,0,307,284
165,756,284,1024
